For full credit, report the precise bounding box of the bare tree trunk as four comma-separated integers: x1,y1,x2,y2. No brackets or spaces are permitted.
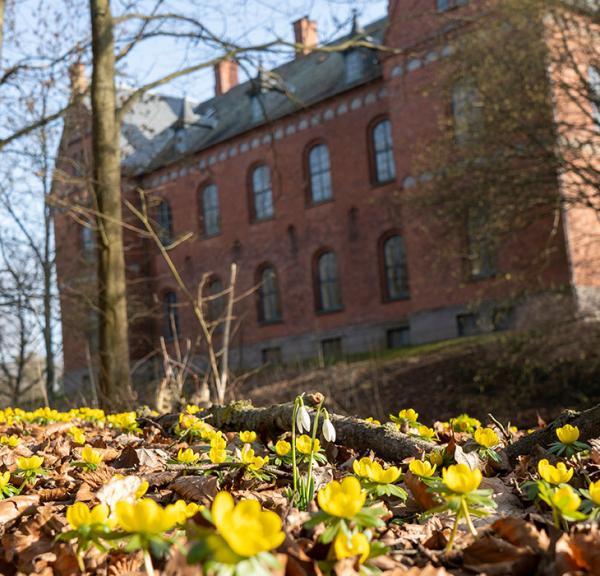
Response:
0,0,5,63
90,0,134,409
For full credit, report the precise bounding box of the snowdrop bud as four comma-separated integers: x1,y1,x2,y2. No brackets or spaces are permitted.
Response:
323,418,336,443
297,405,311,433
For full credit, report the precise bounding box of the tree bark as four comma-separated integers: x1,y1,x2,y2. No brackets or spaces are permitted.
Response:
0,0,5,64
90,0,134,409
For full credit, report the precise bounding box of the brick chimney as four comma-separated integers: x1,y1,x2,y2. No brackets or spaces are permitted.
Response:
69,62,88,96
293,16,318,56
214,59,239,96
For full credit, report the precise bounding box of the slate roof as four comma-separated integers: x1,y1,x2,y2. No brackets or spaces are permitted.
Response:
120,16,388,177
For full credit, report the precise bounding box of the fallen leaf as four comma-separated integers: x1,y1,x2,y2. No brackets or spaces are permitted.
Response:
463,534,540,575
404,471,439,511
170,475,218,503
0,495,40,526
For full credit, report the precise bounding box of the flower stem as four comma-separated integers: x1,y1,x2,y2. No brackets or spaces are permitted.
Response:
461,497,477,536
305,400,323,505
143,549,155,576
446,508,462,551
291,400,299,503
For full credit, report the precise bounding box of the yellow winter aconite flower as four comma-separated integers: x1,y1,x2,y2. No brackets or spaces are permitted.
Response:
69,427,86,445
538,459,573,485
115,499,179,535
549,486,581,515
588,480,600,506
296,434,320,455
442,464,482,494
17,455,44,471
428,450,444,466
452,414,481,433
240,445,268,471
177,448,200,465
82,446,103,466
317,476,366,519
353,457,401,484
0,434,20,447
474,427,499,448
107,412,139,433
211,491,285,558
556,425,579,445
209,447,227,464
416,425,437,441
210,434,226,450
365,417,381,426
239,431,257,443
333,531,370,564
167,500,202,524
409,459,437,478
275,440,291,456
66,502,110,530
392,408,418,424
0,471,11,489
185,404,201,414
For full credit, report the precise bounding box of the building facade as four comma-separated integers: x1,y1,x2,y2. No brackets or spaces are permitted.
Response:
53,0,600,394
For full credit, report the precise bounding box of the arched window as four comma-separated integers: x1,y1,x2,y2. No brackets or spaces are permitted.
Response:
308,144,332,203
205,277,224,325
163,291,179,341
202,183,220,236
251,164,274,221
157,200,173,244
372,119,396,184
452,78,482,145
258,266,281,323
315,251,342,312
382,235,409,300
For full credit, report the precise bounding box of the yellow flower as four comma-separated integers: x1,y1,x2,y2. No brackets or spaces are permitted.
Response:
167,500,202,524
588,480,600,506
240,444,268,471
209,447,227,464
550,486,581,515
107,412,139,432
275,440,291,456
66,502,110,530
474,427,500,449
556,425,579,445
17,455,44,471
393,408,418,423
136,480,149,499
365,417,381,426
211,491,285,558
442,464,482,494
185,404,201,414
452,414,481,433
210,434,227,450
239,431,257,443
177,448,200,465
115,499,179,535
296,434,320,455
0,435,20,447
416,425,437,441
317,476,365,519
538,459,573,485
69,427,86,445
333,531,370,564
82,446,103,466
428,450,444,466
409,459,436,478
0,471,11,490
353,457,400,484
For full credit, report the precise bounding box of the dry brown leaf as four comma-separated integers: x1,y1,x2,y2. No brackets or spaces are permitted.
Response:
170,475,218,503
404,471,439,511
391,566,452,576
39,487,72,502
491,516,549,552
0,494,40,526
555,528,600,575
463,534,540,575
107,551,144,576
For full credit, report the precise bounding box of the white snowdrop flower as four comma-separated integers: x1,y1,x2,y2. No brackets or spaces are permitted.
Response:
323,418,336,443
97,475,145,512
297,405,311,433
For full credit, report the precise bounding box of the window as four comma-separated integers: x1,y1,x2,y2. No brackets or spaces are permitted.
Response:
345,50,364,83
453,79,482,145
437,0,468,12
86,309,99,354
372,119,396,183
467,206,496,279
589,65,600,131
387,326,410,349
321,337,343,362
201,183,220,236
258,266,281,323
315,251,343,312
81,225,94,261
157,200,173,244
251,164,274,221
262,347,282,365
308,144,333,203
457,313,480,337
251,94,264,123
382,235,410,300
205,277,225,325
163,291,179,341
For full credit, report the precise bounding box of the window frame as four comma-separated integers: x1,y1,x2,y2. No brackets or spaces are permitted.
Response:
313,249,343,313
200,182,221,237
368,117,397,186
157,199,174,244
305,141,333,205
204,276,225,326
248,163,275,222
379,232,410,302
256,264,282,324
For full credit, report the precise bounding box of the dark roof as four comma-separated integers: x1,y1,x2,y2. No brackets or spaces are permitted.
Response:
122,16,388,176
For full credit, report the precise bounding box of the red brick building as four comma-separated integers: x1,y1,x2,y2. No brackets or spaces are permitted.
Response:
54,0,600,395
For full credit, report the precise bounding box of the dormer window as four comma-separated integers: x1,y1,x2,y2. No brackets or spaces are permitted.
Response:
345,50,363,84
